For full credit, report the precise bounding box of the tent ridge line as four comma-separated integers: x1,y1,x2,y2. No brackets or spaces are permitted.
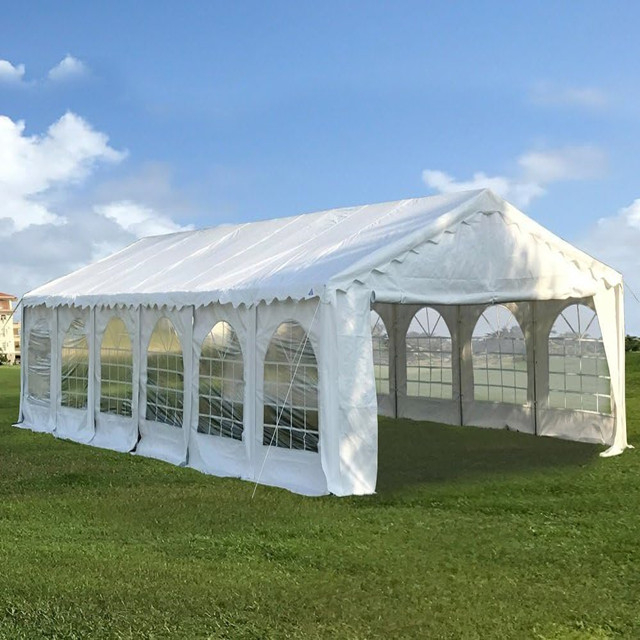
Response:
329,192,496,288
337,203,513,287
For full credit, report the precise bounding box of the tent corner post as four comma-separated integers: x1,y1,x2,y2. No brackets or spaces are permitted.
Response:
456,304,464,427
392,303,399,419
532,301,538,437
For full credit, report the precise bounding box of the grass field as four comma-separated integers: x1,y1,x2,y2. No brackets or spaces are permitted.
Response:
1,356,640,639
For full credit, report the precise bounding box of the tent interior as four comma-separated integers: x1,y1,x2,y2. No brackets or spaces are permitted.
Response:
371,299,615,438
16,189,627,496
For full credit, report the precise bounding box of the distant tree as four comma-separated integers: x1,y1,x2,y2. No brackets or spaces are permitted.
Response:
626,335,640,352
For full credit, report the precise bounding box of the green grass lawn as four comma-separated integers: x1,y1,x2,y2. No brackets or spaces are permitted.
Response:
1,357,640,639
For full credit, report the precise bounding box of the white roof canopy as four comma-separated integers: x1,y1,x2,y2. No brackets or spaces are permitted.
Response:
24,189,621,309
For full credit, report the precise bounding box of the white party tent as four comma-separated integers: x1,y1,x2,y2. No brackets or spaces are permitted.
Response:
17,189,627,496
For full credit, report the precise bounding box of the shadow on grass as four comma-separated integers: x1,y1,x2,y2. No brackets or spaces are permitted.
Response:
376,417,600,492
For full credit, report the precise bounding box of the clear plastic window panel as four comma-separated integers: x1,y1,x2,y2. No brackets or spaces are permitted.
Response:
146,317,184,428
199,321,244,440
406,307,453,399
371,311,390,395
263,321,319,452
548,304,611,414
472,305,527,404
61,318,89,409
27,322,51,405
100,317,133,417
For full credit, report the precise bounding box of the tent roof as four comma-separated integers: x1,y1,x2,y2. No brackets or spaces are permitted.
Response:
23,189,621,309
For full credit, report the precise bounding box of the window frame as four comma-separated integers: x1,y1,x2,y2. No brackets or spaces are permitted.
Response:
99,317,134,418
27,320,51,406
263,320,319,453
547,303,611,415
145,316,184,428
60,318,90,410
198,320,245,441
471,305,528,405
405,306,453,400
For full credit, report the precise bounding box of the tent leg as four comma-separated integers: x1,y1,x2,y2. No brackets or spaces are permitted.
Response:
134,304,143,450
532,302,538,436
457,304,464,426
392,303,398,419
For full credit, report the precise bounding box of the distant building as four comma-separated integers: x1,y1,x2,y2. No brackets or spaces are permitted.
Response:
0,292,18,364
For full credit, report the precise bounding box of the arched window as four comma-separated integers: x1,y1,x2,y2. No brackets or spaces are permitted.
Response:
100,317,133,417
27,321,51,405
199,321,244,440
406,307,453,399
548,304,610,413
472,305,527,404
146,317,183,427
61,318,89,409
371,311,390,395
264,321,318,452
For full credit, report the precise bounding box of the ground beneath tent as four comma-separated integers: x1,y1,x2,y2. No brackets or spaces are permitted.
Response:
376,415,599,492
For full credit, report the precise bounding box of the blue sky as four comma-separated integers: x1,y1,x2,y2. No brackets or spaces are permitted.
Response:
1,1,640,329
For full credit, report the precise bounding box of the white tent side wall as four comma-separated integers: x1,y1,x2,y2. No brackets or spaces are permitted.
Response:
375,297,618,446
534,298,615,445
136,305,193,466
92,305,140,453
252,298,327,495
328,288,379,495
16,296,380,497
186,295,377,496
370,303,397,419
55,305,94,443
17,302,25,425
20,304,56,434
594,283,627,455
188,302,253,481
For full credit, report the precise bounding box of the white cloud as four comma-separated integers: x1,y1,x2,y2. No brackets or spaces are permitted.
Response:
0,55,89,87
95,200,194,238
0,59,26,84
0,113,195,299
518,146,606,183
530,82,609,110
577,200,640,335
422,145,607,209
48,54,87,82
0,112,125,233
422,169,545,209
